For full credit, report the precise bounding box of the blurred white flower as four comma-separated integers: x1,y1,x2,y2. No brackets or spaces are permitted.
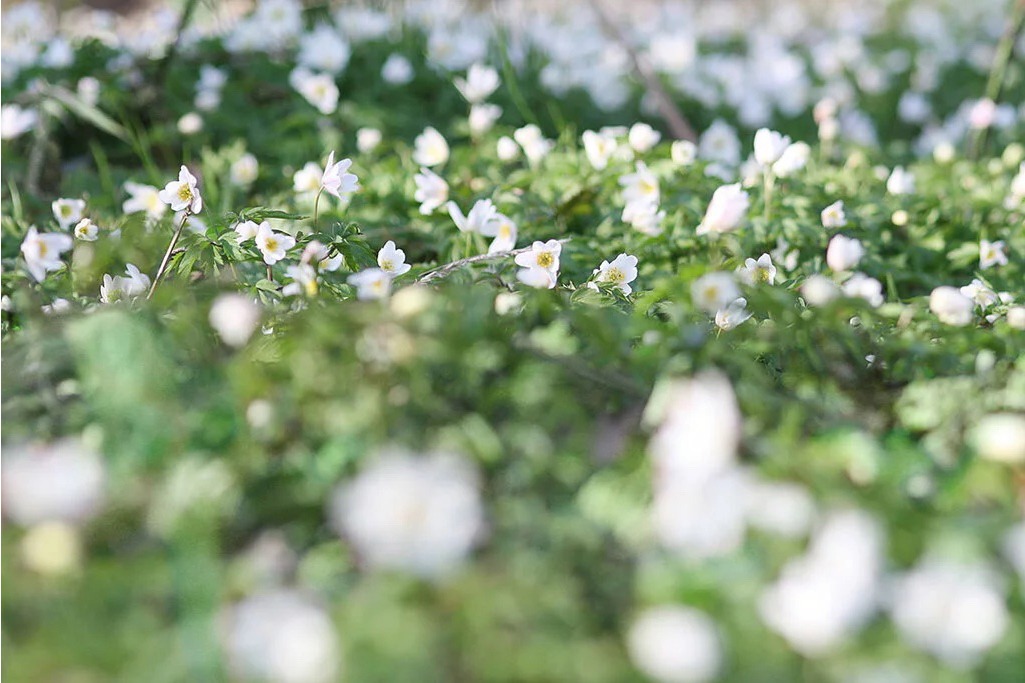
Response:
1007,306,1025,329
455,62,499,103
715,297,751,331
888,558,1008,667
691,272,740,315
377,240,411,277
514,124,554,165
592,253,638,294
654,468,750,558
448,198,498,234
960,278,998,308
381,53,413,85
842,273,884,307
967,98,997,130
738,253,776,285
929,286,974,326
496,135,520,161
699,120,741,166
1,104,38,139
230,153,259,187
289,67,339,115
221,590,341,683
970,413,1025,464
210,294,261,347
628,122,662,153
696,184,749,235
123,181,167,220
21,227,73,281
623,200,665,237
177,112,203,135
73,218,99,241
759,510,884,657
255,223,296,265
100,264,150,303
821,200,847,228
753,128,791,166
356,127,382,154
347,268,392,300
319,151,359,200
582,130,618,170
468,103,502,137
413,126,450,167
2,439,105,526
282,263,318,297
52,198,86,229
671,140,697,166
235,220,260,242
979,239,1007,269
886,166,916,195
297,23,350,75
329,449,483,578
158,165,203,213
627,606,722,683
413,167,449,214
619,162,660,206
481,213,517,254
772,141,810,177
746,480,815,538
826,234,864,272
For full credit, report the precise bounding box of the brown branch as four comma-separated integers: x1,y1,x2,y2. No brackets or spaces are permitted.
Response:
586,0,697,142
417,239,571,284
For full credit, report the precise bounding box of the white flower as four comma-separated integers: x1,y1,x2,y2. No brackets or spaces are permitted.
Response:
468,103,502,137
448,199,498,234
515,239,561,276
209,294,261,347
282,263,318,297
377,240,411,277
628,122,662,153
177,112,203,135
888,559,1008,667
1007,306,1025,329
842,273,884,307
297,22,350,74
234,220,260,242
319,151,359,199
653,469,750,559
158,165,203,213
671,140,697,166
1,439,105,527
413,126,450,167
592,253,638,294
73,218,99,241
123,182,167,220
100,264,150,303
929,286,974,326
759,510,883,657
513,124,553,165
454,62,499,103
21,227,73,281
221,590,341,683
691,272,740,314
623,200,665,237
42,298,71,316
582,130,618,170
254,223,296,265
753,128,791,166
971,414,1025,464
772,141,810,177
496,136,520,161
381,53,413,85
356,127,382,154
627,606,722,683
481,213,517,254
886,166,916,195
329,449,483,578
967,98,997,130
289,67,339,115
979,239,1008,269
715,297,752,331
619,162,660,206
293,162,322,195
801,274,840,306
696,184,749,235
230,153,259,187
413,168,449,215
738,253,776,285
52,198,86,229
821,200,847,228
745,480,815,538
347,268,392,300
1,104,38,139
960,278,998,308
698,119,741,166
826,234,864,272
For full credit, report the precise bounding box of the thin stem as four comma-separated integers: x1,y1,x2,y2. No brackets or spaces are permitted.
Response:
968,0,1025,159
464,231,473,260
763,171,775,225
312,188,324,230
419,238,572,284
266,265,273,282
148,211,190,299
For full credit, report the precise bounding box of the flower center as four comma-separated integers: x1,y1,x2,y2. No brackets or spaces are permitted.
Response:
60,205,71,217
606,267,624,283
756,268,771,283
380,259,394,271
177,184,193,202
265,237,278,251
536,252,554,268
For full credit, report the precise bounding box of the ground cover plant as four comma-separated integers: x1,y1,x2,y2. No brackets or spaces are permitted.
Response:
2,0,1025,681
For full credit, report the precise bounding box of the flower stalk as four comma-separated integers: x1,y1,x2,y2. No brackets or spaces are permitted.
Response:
147,210,190,299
